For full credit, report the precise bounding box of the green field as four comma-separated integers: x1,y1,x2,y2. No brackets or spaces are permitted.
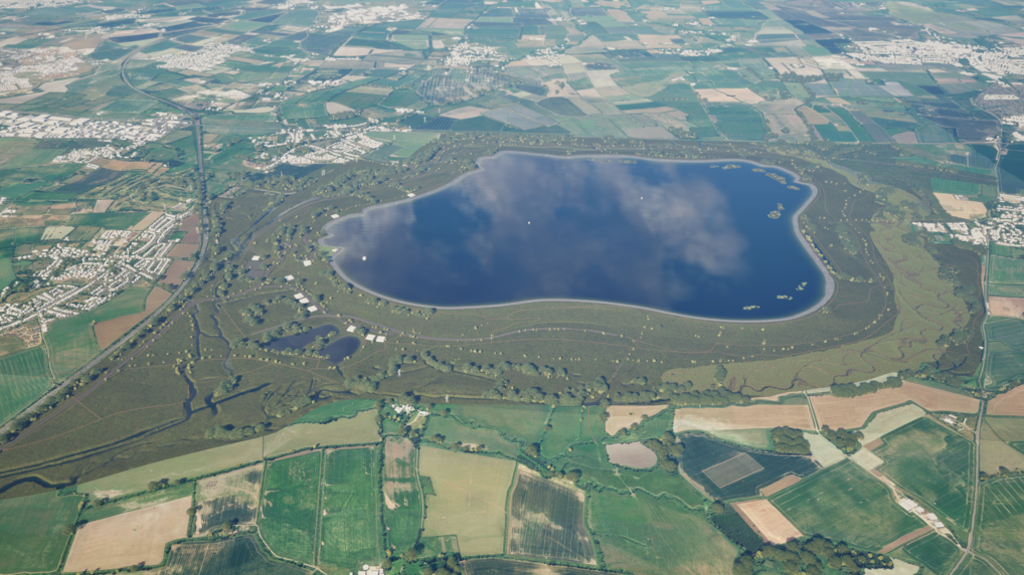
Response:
424,415,521,459
260,451,322,565
988,246,1024,298
895,532,961,575
67,211,149,229
445,404,549,446
0,346,52,423
589,490,735,575
0,490,80,574
464,559,614,575
875,418,974,529
984,318,1024,386
507,468,594,564
293,399,375,424
382,437,423,551
319,447,382,570
978,477,1024,574
45,314,101,378
82,481,194,522
539,406,584,458
159,536,310,575
367,132,438,159
770,461,924,551
931,177,998,198
419,447,516,556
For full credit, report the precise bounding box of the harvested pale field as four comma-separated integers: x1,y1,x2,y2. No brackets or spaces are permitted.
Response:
892,131,918,144
934,193,986,219
442,107,487,120
696,88,764,104
714,428,771,450
64,497,191,572
864,439,883,450
989,386,1024,416
325,102,351,114
850,448,884,471
195,464,262,535
859,404,926,444
130,211,164,231
161,260,193,287
798,106,829,125
419,17,471,29
673,405,814,433
101,159,165,173
178,214,200,243
605,442,657,468
605,405,666,434
607,8,633,22
989,296,1024,319
637,34,678,48
333,46,372,56
809,382,978,429
803,432,846,468
420,447,516,556
760,475,801,497
168,243,199,258
733,499,801,544
41,226,74,240
878,526,932,554
93,199,114,213
980,421,1024,473
95,286,170,349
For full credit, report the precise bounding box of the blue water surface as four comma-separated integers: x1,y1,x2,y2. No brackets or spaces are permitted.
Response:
323,153,827,320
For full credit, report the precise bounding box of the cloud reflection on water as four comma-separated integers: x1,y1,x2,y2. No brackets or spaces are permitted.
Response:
326,154,817,317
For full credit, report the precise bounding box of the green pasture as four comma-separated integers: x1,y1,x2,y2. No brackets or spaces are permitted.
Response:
539,406,584,458
0,490,79,574
988,246,1024,298
589,490,736,575
770,461,923,551
0,258,13,291
67,211,148,229
444,404,549,446
0,226,43,258
320,447,381,570
978,477,1024,574
293,399,374,424
260,451,322,565
931,178,998,199
875,418,974,529
424,416,521,458
0,347,52,422
894,532,961,575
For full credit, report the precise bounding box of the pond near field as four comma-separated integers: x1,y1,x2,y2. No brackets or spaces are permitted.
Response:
266,325,360,362
322,153,830,320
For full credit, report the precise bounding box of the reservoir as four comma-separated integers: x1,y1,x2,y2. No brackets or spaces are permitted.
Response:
322,153,830,320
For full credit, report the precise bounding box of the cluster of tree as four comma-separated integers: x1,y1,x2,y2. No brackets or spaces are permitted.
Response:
777,71,845,83
771,426,811,455
709,505,763,553
482,380,549,403
384,552,462,575
343,354,416,393
733,535,893,575
820,425,863,454
643,431,685,472
830,375,902,398
204,423,269,441
214,376,241,397
363,295,435,319
240,303,267,326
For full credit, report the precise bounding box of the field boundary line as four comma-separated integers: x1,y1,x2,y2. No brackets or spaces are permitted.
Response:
314,448,325,566
504,463,519,555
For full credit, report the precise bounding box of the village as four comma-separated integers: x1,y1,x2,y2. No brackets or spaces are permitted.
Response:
0,211,189,336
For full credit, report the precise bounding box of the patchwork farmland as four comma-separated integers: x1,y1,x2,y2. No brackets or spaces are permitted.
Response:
678,434,820,500
320,447,382,571
382,437,423,551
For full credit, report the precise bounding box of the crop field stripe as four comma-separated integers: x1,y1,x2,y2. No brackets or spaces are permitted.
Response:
314,449,325,565
702,453,765,488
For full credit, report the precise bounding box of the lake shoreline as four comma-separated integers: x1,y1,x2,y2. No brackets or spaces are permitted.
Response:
319,151,836,324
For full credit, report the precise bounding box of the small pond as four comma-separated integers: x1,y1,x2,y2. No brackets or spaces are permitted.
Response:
266,325,360,362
